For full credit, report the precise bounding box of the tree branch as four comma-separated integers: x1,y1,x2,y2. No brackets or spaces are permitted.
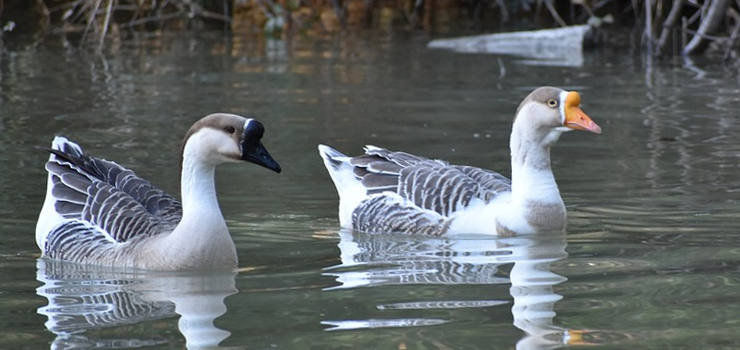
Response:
656,0,683,56
683,0,731,55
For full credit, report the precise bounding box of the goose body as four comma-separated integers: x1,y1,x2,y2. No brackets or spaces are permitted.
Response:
36,113,281,270
319,87,601,236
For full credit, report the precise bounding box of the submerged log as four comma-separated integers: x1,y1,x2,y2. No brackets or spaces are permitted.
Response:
426,25,591,66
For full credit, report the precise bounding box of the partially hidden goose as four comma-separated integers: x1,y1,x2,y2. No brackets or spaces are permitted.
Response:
318,87,601,236
36,113,281,270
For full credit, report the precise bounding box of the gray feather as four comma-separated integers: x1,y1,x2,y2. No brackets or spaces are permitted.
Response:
352,195,451,236
363,146,430,167
323,144,512,235
350,154,384,167
353,167,370,178
55,201,84,218
51,185,86,205
43,139,183,255
45,220,116,262
366,161,402,175
361,173,398,191
452,166,512,201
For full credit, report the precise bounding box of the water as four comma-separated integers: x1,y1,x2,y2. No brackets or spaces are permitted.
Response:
2,31,740,349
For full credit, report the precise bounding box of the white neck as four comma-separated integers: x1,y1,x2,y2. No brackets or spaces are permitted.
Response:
180,156,222,220
157,140,236,269
509,126,563,205
179,130,231,230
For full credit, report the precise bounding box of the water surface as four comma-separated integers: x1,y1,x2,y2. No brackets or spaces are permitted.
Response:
2,32,740,349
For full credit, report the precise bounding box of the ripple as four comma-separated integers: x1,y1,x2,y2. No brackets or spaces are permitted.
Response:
229,215,338,243
321,318,450,331
376,300,509,310
556,257,656,275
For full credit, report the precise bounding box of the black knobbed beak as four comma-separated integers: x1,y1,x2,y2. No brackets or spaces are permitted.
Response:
240,121,281,173
241,139,281,173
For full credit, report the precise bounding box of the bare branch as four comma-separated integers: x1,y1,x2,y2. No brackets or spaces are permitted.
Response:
542,0,567,27
97,0,114,52
724,15,740,61
656,0,683,56
80,0,102,45
683,0,731,55
645,0,653,54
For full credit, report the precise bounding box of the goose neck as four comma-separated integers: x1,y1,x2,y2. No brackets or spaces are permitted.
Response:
509,129,560,203
180,155,221,218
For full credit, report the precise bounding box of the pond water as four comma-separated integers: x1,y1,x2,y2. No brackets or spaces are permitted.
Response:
1,30,740,349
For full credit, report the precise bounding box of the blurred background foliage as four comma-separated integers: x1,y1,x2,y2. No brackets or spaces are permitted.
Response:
0,0,739,60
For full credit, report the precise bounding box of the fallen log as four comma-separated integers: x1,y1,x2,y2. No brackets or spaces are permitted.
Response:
427,25,591,66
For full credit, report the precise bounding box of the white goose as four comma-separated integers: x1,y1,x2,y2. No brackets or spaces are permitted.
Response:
319,87,601,236
36,113,281,270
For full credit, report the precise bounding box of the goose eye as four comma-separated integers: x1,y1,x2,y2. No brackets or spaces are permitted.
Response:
224,126,236,134
547,99,558,108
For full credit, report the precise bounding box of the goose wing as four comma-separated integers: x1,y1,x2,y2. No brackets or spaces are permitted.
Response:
352,194,452,236
43,138,182,248
350,146,512,234
355,146,512,214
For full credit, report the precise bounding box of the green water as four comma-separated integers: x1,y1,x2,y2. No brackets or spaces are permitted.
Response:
2,32,740,349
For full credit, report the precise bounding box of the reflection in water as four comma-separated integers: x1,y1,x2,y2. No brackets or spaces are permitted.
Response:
324,230,583,349
509,246,570,350
36,260,237,350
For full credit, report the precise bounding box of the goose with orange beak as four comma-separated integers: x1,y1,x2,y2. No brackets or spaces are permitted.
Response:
319,86,601,236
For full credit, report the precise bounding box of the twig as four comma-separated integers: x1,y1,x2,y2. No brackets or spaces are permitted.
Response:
120,12,184,28
80,0,102,45
580,1,595,17
542,0,567,27
98,0,114,52
656,0,683,56
494,0,509,23
685,3,703,25
724,16,740,61
195,9,232,23
187,2,232,23
47,0,85,16
682,15,687,48
645,0,653,54
682,27,731,42
683,0,731,55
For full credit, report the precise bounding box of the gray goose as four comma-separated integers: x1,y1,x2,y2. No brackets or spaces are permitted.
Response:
36,113,281,270
319,87,601,236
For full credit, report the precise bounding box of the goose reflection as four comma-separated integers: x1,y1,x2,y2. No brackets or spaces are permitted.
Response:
36,259,237,350
324,229,584,350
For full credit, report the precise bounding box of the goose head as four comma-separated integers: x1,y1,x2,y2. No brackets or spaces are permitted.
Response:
181,113,281,173
513,87,601,147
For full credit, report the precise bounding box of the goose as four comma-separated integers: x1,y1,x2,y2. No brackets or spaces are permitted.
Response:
35,113,281,270
318,86,601,236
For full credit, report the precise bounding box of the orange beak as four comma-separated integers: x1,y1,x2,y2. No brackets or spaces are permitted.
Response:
564,91,602,134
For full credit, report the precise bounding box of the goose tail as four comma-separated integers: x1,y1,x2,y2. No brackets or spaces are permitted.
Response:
36,137,85,252
50,136,84,158
318,144,366,227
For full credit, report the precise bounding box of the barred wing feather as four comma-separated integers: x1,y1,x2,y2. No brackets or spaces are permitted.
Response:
44,139,182,248
450,166,512,202
346,146,513,234
352,194,451,236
